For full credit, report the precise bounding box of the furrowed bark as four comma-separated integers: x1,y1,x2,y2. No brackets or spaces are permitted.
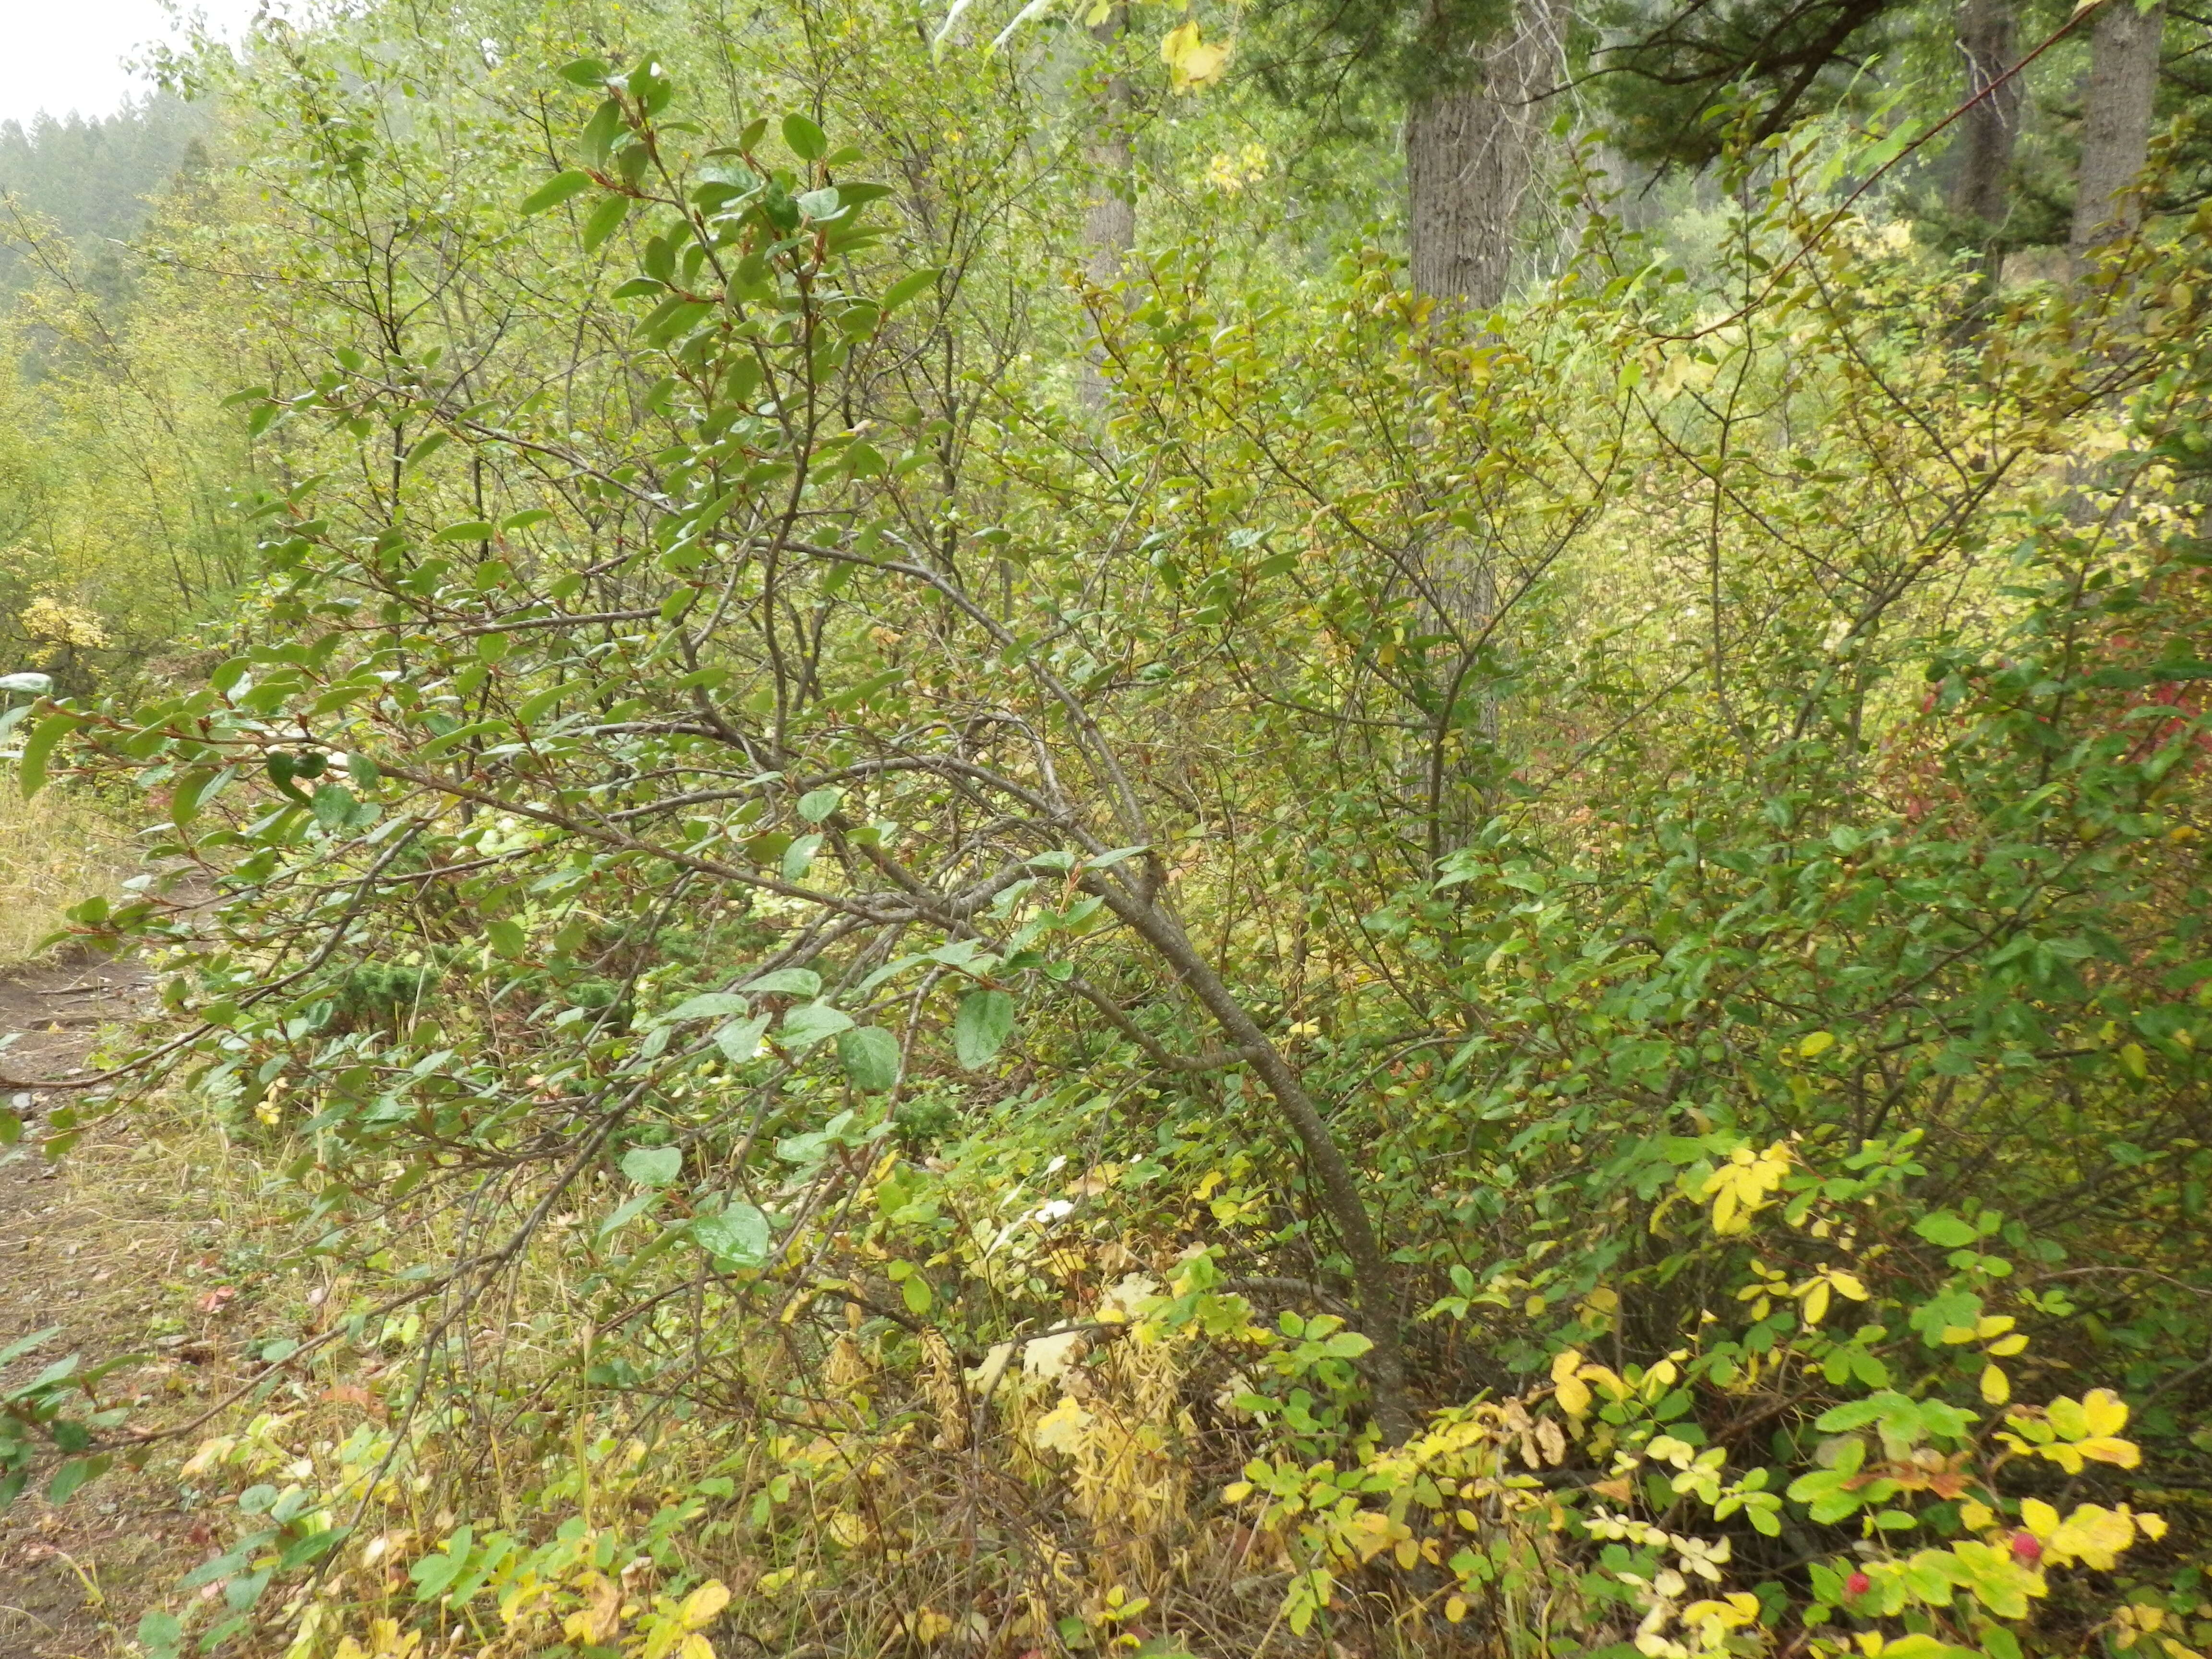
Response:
1950,0,2021,235
1404,0,1565,311
2069,0,2165,269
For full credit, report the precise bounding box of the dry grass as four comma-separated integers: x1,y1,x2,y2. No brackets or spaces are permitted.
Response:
0,778,134,964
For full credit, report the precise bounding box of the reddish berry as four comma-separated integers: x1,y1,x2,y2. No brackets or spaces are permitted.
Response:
1846,1571,1871,1597
2011,1532,2043,1564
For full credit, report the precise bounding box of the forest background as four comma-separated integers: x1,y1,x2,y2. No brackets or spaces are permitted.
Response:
0,0,2208,1655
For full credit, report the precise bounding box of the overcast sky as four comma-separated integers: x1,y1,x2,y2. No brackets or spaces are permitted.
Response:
0,0,270,128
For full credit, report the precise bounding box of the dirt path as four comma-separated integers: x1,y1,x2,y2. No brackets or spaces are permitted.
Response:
0,950,194,1659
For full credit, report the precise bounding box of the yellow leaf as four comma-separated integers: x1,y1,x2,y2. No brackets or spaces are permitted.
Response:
1341,1509,1398,1563
1981,1364,2010,1405
1159,19,1231,92
564,1573,623,1645
681,1638,715,1659
1988,1333,2028,1356
906,1608,953,1646
1800,1031,1835,1058
1800,1279,1831,1325
2137,1510,2167,1540
1700,1146,1789,1235
2020,1498,2061,1539
1180,41,1230,86
2079,1388,2129,1437
1444,1595,1468,1623
1224,1481,1253,1503
1829,1271,1869,1301
1551,1349,1593,1415
2073,1435,2140,1467
180,1437,236,1480
1032,1395,1092,1455
679,1581,731,1630
1710,1183,1741,1234
1959,1500,1995,1531
2049,1503,2134,1570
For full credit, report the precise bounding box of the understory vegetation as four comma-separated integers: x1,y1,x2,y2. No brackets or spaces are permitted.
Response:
1,0,2209,1656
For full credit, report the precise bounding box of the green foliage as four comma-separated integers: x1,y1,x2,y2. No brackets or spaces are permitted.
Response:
0,93,211,300
1,4,2209,1657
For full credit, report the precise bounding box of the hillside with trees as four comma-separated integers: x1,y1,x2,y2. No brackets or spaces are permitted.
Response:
0,0,2206,1656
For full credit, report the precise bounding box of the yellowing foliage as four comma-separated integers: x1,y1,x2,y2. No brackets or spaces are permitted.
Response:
1159,19,1230,91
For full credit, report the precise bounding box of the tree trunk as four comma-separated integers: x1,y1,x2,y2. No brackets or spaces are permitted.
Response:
1950,0,2020,230
1089,875,1419,1445
1402,4,1560,850
1081,7,1135,408
1403,0,1565,310
2069,0,2164,267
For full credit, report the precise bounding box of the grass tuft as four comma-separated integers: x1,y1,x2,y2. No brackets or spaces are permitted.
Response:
0,779,132,966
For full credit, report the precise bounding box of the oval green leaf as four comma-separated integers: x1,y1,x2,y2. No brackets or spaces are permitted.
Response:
953,988,1015,1069
694,1202,772,1267
582,192,631,253
837,1024,902,1092
781,1000,854,1050
665,991,751,1022
745,967,821,998
880,267,942,313
714,1011,773,1063
621,1145,684,1187
781,113,828,161
17,711,82,799
520,168,593,215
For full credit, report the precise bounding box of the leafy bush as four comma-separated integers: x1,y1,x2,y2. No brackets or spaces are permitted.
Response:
4,15,2208,1659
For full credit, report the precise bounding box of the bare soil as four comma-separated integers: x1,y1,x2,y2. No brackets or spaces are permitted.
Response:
0,952,213,1659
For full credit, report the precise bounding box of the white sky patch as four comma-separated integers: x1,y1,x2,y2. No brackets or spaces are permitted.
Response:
0,0,270,127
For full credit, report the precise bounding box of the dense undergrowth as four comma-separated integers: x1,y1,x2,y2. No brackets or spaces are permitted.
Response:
0,781,132,964
0,2,2208,1657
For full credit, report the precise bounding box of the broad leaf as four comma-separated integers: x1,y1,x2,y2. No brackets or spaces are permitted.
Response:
694,1202,772,1267
745,967,821,997
781,1000,854,1050
953,989,1015,1069
837,1024,902,1092
664,991,750,1022
520,169,593,214
621,1146,683,1187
